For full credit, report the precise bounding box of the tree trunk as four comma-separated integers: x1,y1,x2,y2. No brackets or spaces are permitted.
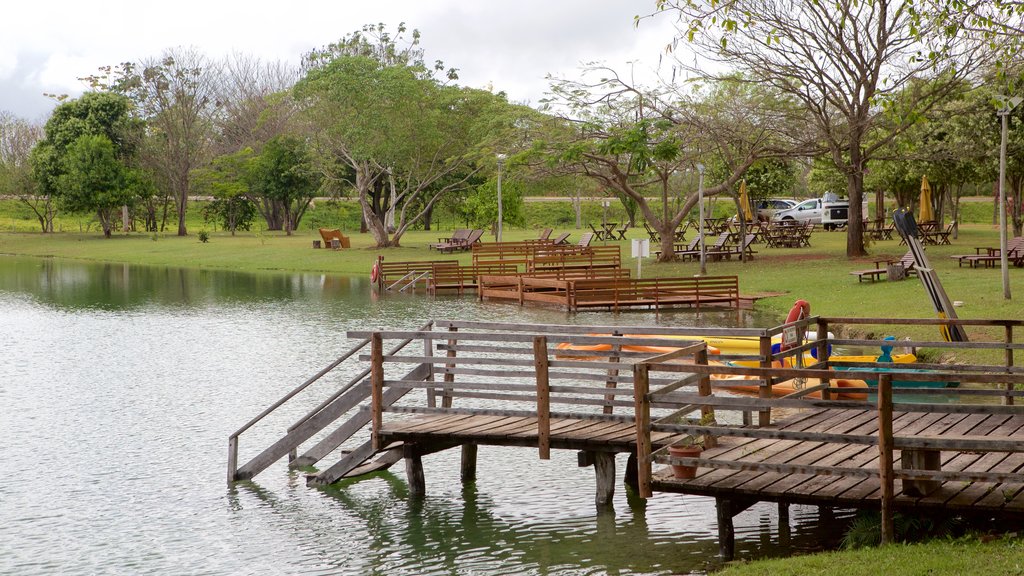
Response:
844,156,866,257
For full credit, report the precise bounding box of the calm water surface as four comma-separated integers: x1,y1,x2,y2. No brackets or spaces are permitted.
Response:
0,255,855,575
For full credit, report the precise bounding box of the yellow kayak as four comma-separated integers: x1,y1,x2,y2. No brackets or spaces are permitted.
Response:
555,332,831,357
730,352,916,368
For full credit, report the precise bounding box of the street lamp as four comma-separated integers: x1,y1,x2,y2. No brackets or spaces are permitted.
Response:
697,163,706,276
996,95,1022,300
496,153,507,242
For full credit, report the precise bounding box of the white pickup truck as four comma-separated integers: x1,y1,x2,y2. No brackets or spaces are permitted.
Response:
772,196,867,231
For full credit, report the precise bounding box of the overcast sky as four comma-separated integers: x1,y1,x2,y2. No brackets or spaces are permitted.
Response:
1,0,682,121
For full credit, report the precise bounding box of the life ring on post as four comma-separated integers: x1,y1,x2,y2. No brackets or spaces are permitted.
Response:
780,299,811,352
371,260,381,285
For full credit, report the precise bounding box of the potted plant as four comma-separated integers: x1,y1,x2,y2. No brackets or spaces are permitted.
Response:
666,413,716,479
667,435,704,479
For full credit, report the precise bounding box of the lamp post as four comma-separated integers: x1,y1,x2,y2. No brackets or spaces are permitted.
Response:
496,153,506,242
697,163,706,276
996,96,1022,300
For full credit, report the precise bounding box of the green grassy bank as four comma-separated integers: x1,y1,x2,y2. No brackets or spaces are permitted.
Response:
717,535,1024,575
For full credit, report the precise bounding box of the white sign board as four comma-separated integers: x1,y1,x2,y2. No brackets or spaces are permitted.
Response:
631,239,650,258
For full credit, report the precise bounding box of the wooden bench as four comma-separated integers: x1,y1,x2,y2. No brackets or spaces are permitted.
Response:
318,228,350,249
850,251,916,283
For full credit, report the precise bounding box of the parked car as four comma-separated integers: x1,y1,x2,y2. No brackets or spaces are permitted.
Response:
771,195,866,230
754,198,797,222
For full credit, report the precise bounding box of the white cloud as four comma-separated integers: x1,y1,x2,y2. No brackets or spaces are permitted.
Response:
0,0,682,118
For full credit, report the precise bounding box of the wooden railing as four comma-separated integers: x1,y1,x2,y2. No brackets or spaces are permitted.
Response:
633,315,1024,544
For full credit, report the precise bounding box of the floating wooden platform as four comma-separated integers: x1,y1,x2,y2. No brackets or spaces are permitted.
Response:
478,274,741,311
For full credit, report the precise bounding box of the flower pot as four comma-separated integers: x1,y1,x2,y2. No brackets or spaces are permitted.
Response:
667,444,703,479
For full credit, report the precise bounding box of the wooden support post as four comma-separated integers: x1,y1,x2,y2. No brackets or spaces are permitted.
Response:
370,332,384,451
405,443,425,497
633,363,653,498
625,452,639,493
817,319,831,400
461,444,478,484
594,452,616,508
716,497,755,561
758,335,773,426
425,333,436,408
695,346,717,449
878,373,895,544
716,498,737,561
227,436,238,484
778,501,789,524
534,336,551,460
443,326,457,409
1006,325,1015,406
603,332,623,415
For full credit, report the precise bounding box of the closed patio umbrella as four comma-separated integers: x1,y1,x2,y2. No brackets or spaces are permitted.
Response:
918,176,934,223
738,180,754,222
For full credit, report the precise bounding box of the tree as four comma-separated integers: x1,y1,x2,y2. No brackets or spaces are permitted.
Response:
247,135,321,235
85,48,219,236
57,134,134,237
652,0,985,256
193,149,257,235
537,71,809,261
296,45,507,247
31,92,139,234
0,112,51,232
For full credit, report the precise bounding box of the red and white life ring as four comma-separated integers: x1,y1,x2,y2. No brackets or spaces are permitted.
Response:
786,299,811,324
370,261,381,284
780,299,811,352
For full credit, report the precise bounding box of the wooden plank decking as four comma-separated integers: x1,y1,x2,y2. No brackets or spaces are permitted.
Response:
380,414,681,451
653,407,1024,515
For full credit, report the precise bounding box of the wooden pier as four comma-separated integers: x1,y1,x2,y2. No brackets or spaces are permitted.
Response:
478,274,741,311
229,317,1024,560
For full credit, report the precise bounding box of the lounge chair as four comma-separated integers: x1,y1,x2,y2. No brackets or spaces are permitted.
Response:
951,237,1023,268
707,233,757,261
552,232,571,245
430,228,470,250
538,228,553,241
577,232,595,247
438,229,484,253
679,232,730,261
850,250,916,282
318,228,350,249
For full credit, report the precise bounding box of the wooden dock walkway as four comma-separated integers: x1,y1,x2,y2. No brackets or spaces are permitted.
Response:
229,317,1024,560
478,274,741,311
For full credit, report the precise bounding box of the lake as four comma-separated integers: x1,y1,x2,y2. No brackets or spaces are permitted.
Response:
0,255,855,575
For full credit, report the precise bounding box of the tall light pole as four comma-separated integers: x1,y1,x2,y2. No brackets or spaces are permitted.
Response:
697,163,706,276
996,96,1022,300
496,153,506,242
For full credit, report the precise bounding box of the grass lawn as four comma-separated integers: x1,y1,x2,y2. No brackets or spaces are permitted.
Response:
2,220,1019,340
717,536,1024,576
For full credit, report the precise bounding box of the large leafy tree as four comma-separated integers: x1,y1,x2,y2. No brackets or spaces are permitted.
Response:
651,0,985,256
85,48,219,236
536,72,811,261
31,92,140,235
57,134,135,237
296,37,509,247
247,135,321,235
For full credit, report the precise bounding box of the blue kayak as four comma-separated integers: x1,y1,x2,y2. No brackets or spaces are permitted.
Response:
833,366,957,389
